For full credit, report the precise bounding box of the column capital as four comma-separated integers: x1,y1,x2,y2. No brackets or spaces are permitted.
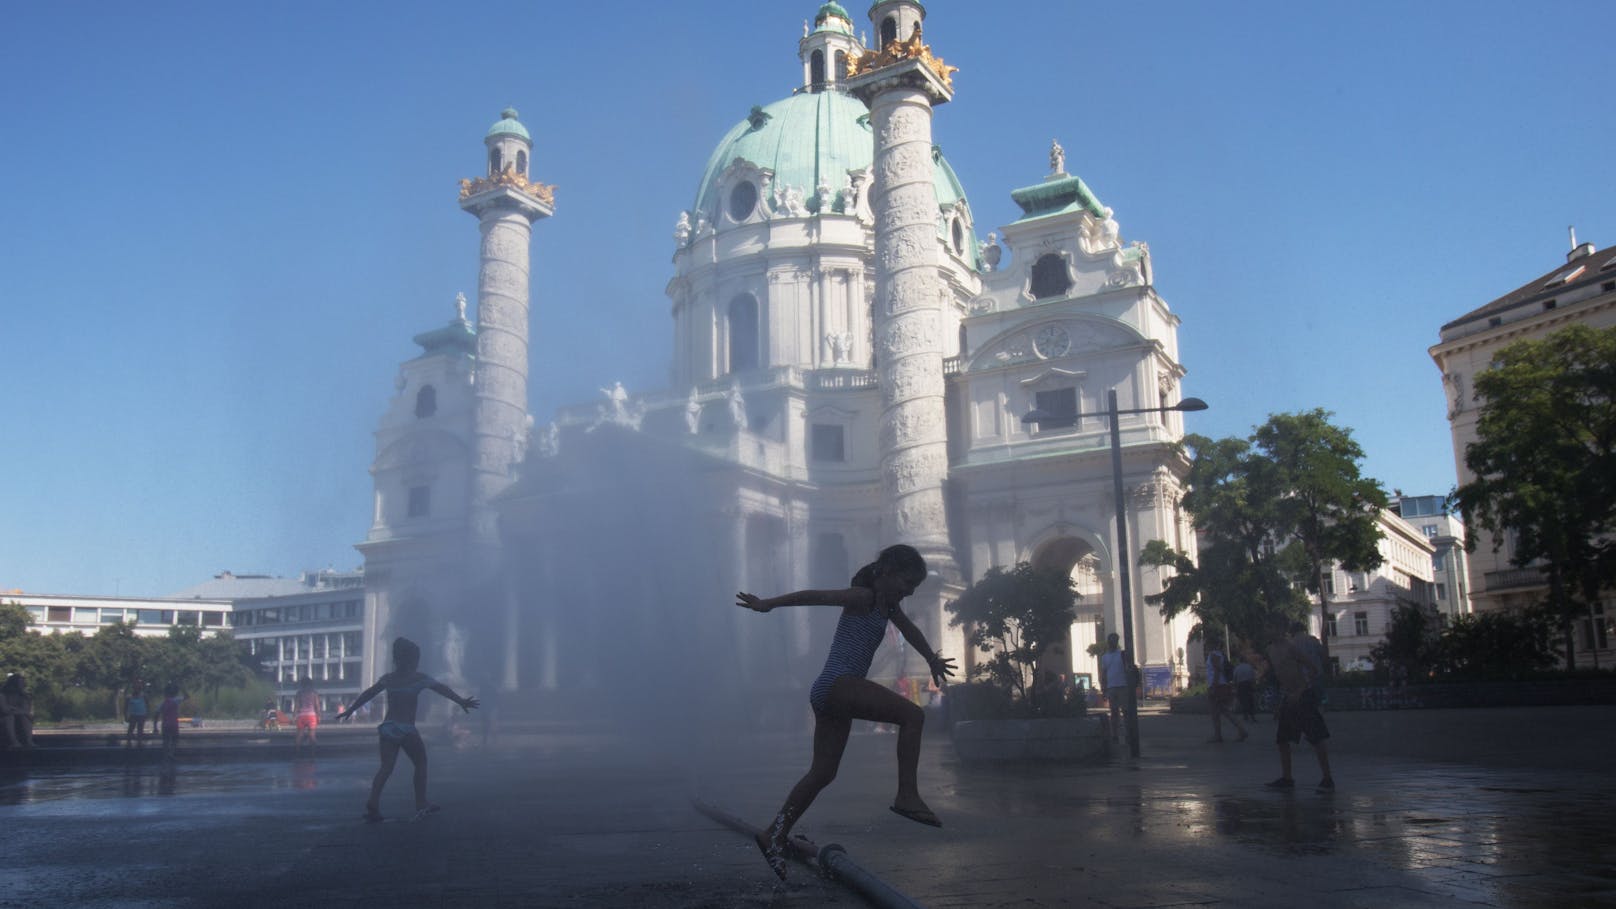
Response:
846,46,955,106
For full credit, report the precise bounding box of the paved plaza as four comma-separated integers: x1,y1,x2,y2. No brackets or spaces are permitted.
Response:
1,705,1612,908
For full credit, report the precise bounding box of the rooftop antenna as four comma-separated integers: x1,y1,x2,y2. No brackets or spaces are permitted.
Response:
1569,225,1577,251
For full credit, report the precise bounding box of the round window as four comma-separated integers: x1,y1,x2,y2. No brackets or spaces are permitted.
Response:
729,181,758,222
951,219,965,255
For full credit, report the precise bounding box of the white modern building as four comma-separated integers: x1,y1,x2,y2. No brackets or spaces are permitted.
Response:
1391,493,1470,620
4,592,233,638
1312,508,1437,672
359,1,1201,704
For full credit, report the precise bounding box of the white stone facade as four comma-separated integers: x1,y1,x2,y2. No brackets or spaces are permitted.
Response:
361,4,1201,699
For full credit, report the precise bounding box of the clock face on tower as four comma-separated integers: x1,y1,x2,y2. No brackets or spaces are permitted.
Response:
1033,324,1071,359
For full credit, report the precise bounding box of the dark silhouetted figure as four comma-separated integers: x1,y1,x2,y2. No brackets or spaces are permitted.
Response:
1265,620,1334,792
1205,650,1247,743
158,683,186,760
1234,651,1258,723
1098,633,1127,744
336,637,479,822
2,674,36,749
736,544,956,880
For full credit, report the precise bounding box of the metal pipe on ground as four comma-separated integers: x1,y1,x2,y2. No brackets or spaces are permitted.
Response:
692,799,927,909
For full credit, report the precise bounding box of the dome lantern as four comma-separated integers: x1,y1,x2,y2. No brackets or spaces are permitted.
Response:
799,2,863,92
484,107,532,179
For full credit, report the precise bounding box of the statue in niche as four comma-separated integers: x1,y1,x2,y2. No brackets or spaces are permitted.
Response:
727,383,747,430
673,211,691,245
601,381,630,422
454,291,468,322
837,331,854,365
1050,139,1065,176
823,332,838,364
694,212,709,236
685,387,702,434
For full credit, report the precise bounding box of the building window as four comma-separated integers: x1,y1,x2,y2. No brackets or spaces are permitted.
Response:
1435,583,1446,602
1032,388,1078,430
414,385,437,418
1421,524,1437,538
488,148,501,174
833,51,846,83
47,606,70,623
810,424,846,462
727,294,759,373
1322,572,1335,596
1030,254,1072,300
1325,613,1338,638
1353,612,1369,636
880,16,897,46
203,611,223,627
810,49,825,88
951,219,965,256
515,149,526,175
407,485,431,518
729,181,757,222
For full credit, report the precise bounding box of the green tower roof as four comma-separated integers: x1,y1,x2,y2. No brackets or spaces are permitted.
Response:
485,107,530,142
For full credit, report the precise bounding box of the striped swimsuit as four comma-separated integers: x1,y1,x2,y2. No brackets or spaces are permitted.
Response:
808,599,891,716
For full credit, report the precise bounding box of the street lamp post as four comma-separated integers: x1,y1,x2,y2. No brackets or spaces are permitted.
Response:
1023,391,1208,758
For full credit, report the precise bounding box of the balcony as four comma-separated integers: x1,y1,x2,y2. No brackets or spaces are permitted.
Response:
1484,566,1547,593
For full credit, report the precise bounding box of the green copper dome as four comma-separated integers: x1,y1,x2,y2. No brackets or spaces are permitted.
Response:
814,1,853,31
692,90,978,260
485,107,530,142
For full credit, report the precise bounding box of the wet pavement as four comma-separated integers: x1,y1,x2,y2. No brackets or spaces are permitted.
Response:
1,706,1612,908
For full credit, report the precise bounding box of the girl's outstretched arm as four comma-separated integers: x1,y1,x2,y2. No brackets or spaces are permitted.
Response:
890,607,957,686
430,681,480,712
335,679,385,720
735,587,875,613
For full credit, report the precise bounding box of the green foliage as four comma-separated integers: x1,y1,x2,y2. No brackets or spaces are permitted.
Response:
1369,605,1443,678
0,605,268,721
1143,409,1384,656
1452,324,1616,664
1438,608,1560,679
945,562,1078,711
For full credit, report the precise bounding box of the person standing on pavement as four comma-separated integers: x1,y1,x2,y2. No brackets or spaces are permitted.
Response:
735,544,957,881
158,682,187,760
125,683,150,746
1265,620,1334,792
1290,621,1327,702
1205,650,1247,743
294,677,321,753
1233,652,1258,723
1099,633,1128,744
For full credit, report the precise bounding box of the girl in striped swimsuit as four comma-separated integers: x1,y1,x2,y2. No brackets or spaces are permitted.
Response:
336,637,479,822
736,544,957,879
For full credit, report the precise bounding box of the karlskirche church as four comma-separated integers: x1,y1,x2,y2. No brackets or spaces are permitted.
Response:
356,1,1199,712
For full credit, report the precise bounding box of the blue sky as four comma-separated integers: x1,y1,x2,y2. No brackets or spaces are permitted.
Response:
2,1,1611,596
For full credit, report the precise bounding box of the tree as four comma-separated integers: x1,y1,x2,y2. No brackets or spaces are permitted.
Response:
1452,324,1616,668
945,563,1078,711
82,621,153,716
1255,410,1388,675
1369,604,1442,680
1140,537,1307,652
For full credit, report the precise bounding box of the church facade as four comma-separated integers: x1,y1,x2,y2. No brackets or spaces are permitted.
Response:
358,1,1199,706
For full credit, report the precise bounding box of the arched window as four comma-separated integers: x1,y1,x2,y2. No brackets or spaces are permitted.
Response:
414,384,437,418
488,149,501,175
833,51,846,82
515,149,527,175
1030,254,1073,300
728,294,759,373
880,16,898,47
810,50,825,89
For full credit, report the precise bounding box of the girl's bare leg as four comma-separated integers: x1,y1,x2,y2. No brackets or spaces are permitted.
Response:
826,676,929,813
761,712,852,854
401,733,432,810
367,739,402,815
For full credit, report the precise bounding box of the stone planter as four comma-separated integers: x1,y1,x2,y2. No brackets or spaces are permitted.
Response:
950,718,1110,763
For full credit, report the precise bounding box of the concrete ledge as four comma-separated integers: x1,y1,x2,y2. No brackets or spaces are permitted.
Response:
950,718,1109,762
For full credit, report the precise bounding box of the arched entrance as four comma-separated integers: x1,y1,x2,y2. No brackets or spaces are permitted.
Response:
1028,532,1109,693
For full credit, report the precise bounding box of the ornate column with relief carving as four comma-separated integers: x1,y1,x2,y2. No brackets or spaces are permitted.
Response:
847,13,960,580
